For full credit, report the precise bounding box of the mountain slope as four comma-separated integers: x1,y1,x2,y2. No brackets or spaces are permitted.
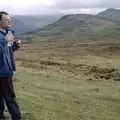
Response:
97,8,120,22
12,15,63,34
30,14,119,41
12,17,33,34
19,8,120,41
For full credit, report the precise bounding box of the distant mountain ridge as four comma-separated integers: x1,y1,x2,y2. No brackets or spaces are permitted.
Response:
18,8,120,41
97,8,120,22
12,15,63,34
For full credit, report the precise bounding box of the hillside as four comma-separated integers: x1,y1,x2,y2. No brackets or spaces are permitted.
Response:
12,15,63,34
11,8,120,120
14,39,120,120
97,8,120,22
12,17,33,34
17,8,120,41
24,13,119,41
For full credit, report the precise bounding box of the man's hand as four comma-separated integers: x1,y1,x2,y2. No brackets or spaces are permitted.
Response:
5,31,15,42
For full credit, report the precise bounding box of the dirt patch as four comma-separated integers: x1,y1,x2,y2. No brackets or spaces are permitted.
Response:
19,59,120,81
86,65,120,81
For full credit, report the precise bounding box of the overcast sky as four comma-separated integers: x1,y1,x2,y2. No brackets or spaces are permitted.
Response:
0,0,119,15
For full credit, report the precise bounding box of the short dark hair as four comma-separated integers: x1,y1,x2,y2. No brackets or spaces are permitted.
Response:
0,11,9,21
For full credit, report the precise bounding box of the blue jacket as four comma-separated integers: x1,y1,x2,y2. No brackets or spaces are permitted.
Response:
0,28,18,77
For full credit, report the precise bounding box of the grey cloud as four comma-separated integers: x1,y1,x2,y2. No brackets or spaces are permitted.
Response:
20,6,59,15
52,0,120,9
99,0,120,8
52,0,98,9
1,0,120,15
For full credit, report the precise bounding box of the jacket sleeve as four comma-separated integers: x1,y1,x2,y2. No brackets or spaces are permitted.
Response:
0,46,2,53
0,41,4,57
0,46,2,55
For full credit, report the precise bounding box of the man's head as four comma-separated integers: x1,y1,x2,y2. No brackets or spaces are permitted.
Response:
0,11,11,29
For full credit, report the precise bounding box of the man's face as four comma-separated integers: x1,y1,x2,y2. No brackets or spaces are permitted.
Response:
0,14,12,29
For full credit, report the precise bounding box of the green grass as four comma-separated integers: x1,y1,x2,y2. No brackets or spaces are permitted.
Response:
10,40,120,120
13,67,120,120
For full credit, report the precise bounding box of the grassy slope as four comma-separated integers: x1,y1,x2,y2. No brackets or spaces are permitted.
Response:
97,8,120,22
22,13,120,41
10,40,120,120
15,68,120,120
19,14,118,41
19,9,120,41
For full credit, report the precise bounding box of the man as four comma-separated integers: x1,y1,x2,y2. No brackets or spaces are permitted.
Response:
0,11,21,120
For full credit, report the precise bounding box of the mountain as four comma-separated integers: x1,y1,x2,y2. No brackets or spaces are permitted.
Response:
19,8,120,41
97,8,120,22
12,17,33,34
24,13,119,41
11,15,63,34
